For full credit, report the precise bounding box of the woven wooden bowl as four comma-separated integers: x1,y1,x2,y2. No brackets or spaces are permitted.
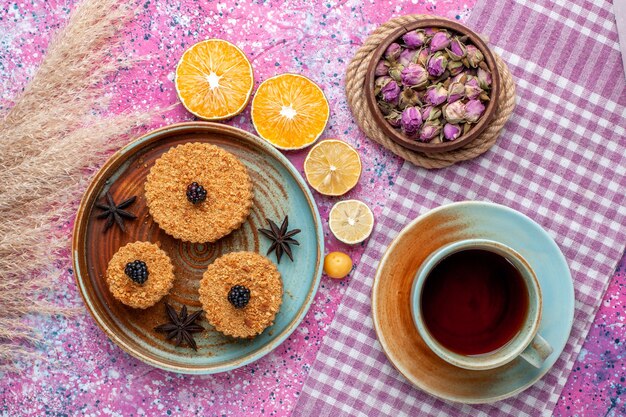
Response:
364,18,501,154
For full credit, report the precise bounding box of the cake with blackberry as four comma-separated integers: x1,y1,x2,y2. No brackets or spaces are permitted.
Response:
199,252,283,338
106,241,175,309
144,142,254,243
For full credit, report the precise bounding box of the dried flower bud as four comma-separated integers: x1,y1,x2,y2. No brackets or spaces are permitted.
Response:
401,106,423,136
417,47,430,66
374,76,393,95
427,52,448,77
451,72,468,84
448,37,467,60
385,110,402,127
402,30,427,49
447,81,465,103
377,100,397,116
465,99,485,123
443,123,462,141
375,60,391,76
443,100,465,124
424,27,439,36
477,67,492,89
430,31,451,52
466,45,484,68
464,77,482,100
419,120,442,142
421,106,442,121
398,88,421,109
381,80,401,103
401,63,429,88
399,48,418,66
388,64,405,82
447,60,465,76
425,84,448,106
385,43,402,61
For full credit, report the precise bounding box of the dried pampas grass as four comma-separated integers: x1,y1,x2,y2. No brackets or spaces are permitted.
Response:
0,0,154,369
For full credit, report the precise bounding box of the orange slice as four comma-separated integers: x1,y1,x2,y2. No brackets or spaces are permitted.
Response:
251,73,329,150
175,39,253,120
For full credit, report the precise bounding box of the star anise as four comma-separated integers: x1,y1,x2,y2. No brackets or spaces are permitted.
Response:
154,303,204,351
258,216,301,264
95,191,137,232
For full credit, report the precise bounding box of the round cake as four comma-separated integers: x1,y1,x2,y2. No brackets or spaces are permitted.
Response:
199,252,283,338
144,142,254,243
106,241,175,309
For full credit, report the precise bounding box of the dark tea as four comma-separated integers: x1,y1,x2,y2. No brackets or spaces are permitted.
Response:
420,249,529,356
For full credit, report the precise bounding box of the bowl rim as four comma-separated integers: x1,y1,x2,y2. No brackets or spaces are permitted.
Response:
364,18,501,154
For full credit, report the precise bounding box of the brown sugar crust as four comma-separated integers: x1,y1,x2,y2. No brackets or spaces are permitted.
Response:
106,241,175,309
144,142,254,243
199,252,283,338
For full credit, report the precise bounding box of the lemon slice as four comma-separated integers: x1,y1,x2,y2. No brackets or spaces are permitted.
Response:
304,139,362,196
329,200,374,244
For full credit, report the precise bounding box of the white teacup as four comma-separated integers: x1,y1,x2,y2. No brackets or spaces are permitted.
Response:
410,239,553,370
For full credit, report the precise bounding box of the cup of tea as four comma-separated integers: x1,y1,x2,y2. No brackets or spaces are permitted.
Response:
410,239,553,370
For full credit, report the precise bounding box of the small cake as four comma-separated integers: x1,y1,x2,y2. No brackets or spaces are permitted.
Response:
199,252,283,338
106,241,175,309
144,142,254,243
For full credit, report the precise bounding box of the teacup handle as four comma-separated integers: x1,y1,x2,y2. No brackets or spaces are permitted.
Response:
520,334,553,368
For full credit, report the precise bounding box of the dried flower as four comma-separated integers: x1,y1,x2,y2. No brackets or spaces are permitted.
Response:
401,63,429,88
447,81,465,103
399,48,418,66
427,52,447,77
399,87,421,109
417,47,430,66
424,27,439,36
385,43,402,61
419,120,442,142
401,106,422,136
465,99,485,123
377,100,397,116
443,100,465,124
464,77,482,100
375,60,390,76
466,45,484,68
425,84,448,106
421,106,442,121
381,80,401,103
477,67,492,89
430,31,451,52
448,37,467,60
374,75,393,95
443,123,462,141
402,30,426,49
388,64,405,82
385,110,402,127
447,60,465,76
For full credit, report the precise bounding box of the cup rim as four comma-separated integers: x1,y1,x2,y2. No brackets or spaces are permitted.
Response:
410,238,542,370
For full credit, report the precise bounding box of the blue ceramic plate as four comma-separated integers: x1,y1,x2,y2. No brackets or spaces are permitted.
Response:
372,201,575,403
72,122,324,374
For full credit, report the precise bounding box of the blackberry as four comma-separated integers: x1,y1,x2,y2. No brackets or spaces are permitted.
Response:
227,285,250,309
124,260,149,284
186,182,207,204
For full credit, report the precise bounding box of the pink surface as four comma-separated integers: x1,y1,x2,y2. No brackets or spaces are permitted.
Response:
0,1,623,416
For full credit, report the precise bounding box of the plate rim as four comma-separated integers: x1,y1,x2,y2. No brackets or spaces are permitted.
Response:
371,200,575,403
72,121,324,374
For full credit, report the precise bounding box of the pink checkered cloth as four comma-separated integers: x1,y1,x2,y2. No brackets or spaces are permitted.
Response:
293,0,626,415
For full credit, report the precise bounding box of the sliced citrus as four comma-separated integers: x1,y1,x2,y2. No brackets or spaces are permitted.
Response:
175,39,253,120
304,139,361,196
251,73,329,150
329,200,374,245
